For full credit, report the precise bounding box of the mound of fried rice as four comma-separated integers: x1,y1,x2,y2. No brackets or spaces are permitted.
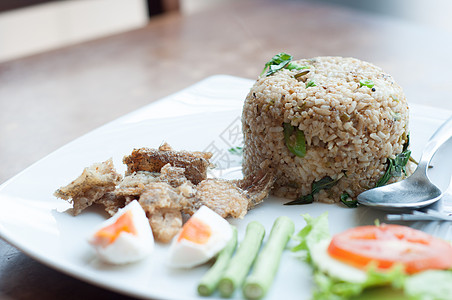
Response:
242,56,414,203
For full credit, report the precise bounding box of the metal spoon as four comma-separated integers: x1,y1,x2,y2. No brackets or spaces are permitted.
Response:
357,115,452,211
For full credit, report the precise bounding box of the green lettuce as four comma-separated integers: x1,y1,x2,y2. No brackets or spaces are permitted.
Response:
312,265,406,300
292,213,452,300
291,212,330,261
404,270,452,300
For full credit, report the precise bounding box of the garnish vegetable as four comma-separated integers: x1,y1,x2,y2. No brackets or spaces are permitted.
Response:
359,79,374,88
328,224,452,274
291,212,330,260
242,216,295,300
197,226,238,296
218,221,265,297
261,53,305,76
305,80,317,88
375,149,411,187
340,192,358,208
228,146,243,156
285,175,341,205
292,213,452,299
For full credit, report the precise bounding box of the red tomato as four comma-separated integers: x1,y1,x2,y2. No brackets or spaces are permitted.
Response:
327,224,452,274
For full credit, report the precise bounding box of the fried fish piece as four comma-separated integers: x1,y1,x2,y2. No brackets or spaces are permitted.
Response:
114,171,160,197
193,169,276,218
138,182,195,243
195,179,248,219
54,158,122,215
123,145,213,185
148,209,183,244
158,142,173,152
234,168,276,209
96,192,128,216
159,163,189,188
55,144,276,244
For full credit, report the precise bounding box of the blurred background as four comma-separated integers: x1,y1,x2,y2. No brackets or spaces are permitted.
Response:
1,0,452,63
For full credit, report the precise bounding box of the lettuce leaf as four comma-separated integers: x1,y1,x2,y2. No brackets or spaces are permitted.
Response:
291,212,330,261
310,254,406,299
292,213,452,300
404,270,452,300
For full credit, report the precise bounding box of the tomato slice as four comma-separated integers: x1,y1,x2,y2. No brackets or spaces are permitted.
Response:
327,224,452,274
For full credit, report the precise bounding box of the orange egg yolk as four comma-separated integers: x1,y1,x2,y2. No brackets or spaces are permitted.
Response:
178,218,211,244
94,210,137,247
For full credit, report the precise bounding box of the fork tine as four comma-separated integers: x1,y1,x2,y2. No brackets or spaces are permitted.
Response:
423,221,441,237
411,221,425,230
386,210,452,221
435,222,452,240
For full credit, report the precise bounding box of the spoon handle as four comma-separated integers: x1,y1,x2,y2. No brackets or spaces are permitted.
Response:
418,114,452,170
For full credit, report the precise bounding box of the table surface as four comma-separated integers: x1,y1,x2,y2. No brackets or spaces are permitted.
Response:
1,0,452,299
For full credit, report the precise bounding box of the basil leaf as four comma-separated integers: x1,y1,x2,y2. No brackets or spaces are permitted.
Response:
285,194,314,205
285,176,340,205
359,79,374,88
340,192,358,208
261,53,312,77
402,133,410,152
393,150,411,176
283,122,306,157
261,53,293,76
375,150,411,187
312,176,337,194
376,158,395,187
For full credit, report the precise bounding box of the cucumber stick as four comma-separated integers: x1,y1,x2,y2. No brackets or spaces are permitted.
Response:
218,221,265,297
243,216,295,300
197,226,238,296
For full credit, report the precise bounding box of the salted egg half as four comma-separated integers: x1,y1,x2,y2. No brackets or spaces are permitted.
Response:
88,200,154,264
168,205,232,268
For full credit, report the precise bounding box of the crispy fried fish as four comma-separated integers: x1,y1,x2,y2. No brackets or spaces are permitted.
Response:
123,144,212,185
54,144,276,243
54,158,122,215
193,169,276,219
138,182,194,243
195,179,248,218
234,168,276,209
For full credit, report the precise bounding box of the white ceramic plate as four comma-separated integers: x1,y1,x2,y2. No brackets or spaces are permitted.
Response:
1,75,452,300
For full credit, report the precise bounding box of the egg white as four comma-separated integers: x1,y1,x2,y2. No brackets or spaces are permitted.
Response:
167,205,232,268
88,200,154,264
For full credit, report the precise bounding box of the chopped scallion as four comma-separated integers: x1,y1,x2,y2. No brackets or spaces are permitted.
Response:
305,80,317,88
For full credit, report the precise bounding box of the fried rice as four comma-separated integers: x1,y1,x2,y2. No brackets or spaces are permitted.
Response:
242,56,414,204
